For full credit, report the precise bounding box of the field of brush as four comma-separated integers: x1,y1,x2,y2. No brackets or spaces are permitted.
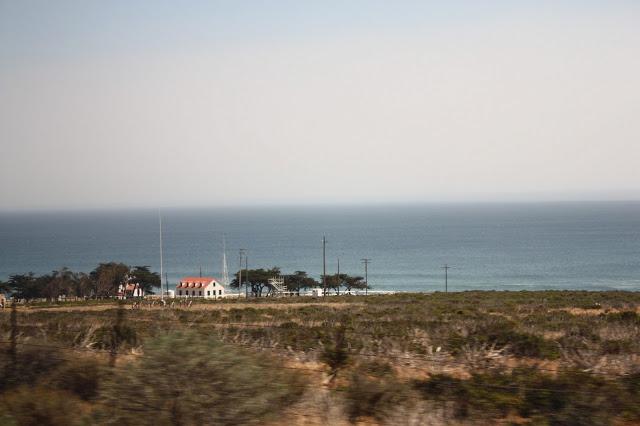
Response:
2,291,640,425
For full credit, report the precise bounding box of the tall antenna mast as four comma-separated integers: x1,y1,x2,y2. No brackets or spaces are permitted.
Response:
222,234,230,287
239,249,246,298
159,211,164,301
322,235,327,297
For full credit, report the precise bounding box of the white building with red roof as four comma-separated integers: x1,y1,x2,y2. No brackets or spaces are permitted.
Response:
175,277,225,299
117,282,144,299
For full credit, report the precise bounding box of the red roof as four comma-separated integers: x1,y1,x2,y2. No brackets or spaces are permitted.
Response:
177,277,221,289
180,277,217,284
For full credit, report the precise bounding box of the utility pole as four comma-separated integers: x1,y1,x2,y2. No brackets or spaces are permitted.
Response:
9,301,17,366
322,235,327,297
337,257,340,296
165,273,168,298
245,254,249,298
239,249,246,299
442,264,453,293
361,258,371,296
110,301,125,368
159,211,164,301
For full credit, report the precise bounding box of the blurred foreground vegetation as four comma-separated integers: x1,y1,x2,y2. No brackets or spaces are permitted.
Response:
1,291,640,425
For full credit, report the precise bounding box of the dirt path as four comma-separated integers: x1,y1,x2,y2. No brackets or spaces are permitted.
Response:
553,306,640,316
21,301,363,313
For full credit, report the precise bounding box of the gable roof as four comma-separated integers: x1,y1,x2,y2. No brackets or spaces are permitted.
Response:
180,277,217,284
177,277,223,289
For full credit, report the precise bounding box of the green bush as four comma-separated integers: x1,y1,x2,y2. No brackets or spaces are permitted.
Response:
344,363,411,423
91,324,137,350
603,311,640,324
0,386,86,426
447,321,559,359
600,339,633,355
320,325,350,377
95,331,304,425
47,358,103,401
415,368,640,425
0,346,64,392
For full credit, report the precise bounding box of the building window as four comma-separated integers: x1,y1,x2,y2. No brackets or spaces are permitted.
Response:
218,289,222,295
207,291,210,296
199,291,202,296
179,290,182,296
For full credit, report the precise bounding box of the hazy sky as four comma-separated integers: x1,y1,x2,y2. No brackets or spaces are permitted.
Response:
1,1,639,209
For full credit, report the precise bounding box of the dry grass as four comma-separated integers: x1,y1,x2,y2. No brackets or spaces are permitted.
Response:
21,300,363,312
2,291,640,425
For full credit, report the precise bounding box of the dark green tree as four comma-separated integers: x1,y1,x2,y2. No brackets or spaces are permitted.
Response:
322,273,350,294
90,262,130,297
129,266,160,295
285,271,318,295
231,267,281,297
7,273,42,300
0,279,9,294
343,275,368,293
42,268,77,301
74,272,95,298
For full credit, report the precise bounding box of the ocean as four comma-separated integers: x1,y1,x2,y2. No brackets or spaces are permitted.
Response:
1,202,639,292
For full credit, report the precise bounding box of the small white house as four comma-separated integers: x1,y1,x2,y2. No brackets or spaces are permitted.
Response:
310,287,324,297
176,277,225,299
117,283,144,299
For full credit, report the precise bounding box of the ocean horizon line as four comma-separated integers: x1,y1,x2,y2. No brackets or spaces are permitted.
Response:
2,198,640,215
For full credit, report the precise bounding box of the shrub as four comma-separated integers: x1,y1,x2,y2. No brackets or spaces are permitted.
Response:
0,386,86,426
447,321,559,359
47,358,103,401
600,339,633,355
415,368,640,425
603,311,640,324
91,324,137,350
344,363,411,423
95,331,304,425
0,346,64,392
500,330,559,358
320,325,350,378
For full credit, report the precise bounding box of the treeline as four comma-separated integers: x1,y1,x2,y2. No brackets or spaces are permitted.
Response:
0,263,160,301
230,268,369,297
0,264,367,301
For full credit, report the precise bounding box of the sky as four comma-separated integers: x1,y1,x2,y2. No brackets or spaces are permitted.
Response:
1,0,639,209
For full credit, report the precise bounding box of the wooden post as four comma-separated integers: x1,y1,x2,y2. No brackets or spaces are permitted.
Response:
9,301,17,366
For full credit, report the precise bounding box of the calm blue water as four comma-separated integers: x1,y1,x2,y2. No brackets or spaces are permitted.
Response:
1,202,639,292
